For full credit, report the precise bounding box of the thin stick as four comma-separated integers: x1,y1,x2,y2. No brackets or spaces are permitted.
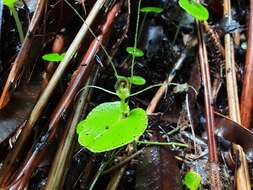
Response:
224,0,241,123
11,7,24,43
0,0,47,109
223,0,251,189
197,20,221,189
103,149,144,175
136,141,188,147
44,71,97,190
146,39,197,114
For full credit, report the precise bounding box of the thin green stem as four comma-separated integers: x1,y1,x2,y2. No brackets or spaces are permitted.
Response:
64,0,118,77
137,12,147,43
131,0,142,78
89,162,107,190
129,82,189,97
136,140,188,148
77,85,117,99
129,83,164,97
10,6,24,43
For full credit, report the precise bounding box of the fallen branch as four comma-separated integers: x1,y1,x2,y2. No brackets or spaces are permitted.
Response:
0,0,47,109
240,0,253,129
223,0,251,189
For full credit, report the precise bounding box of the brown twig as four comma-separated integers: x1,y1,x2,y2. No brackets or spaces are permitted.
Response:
146,39,197,114
44,67,98,190
223,0,251,189
0,0,48,109
196,21,221,189
240,0,253,129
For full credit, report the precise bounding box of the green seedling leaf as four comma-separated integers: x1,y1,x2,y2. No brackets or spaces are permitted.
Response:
77,101,148,153
140,7,163,13
183,170,201,190
178,0,209,21
128,75,146,85
126,47,144,57
3,0,16,8
42,53,64,62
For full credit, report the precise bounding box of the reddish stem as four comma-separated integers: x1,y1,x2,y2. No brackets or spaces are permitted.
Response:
197,22,221,189
240,0,253,129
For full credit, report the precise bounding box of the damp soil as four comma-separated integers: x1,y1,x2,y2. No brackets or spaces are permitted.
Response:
0,0,253,189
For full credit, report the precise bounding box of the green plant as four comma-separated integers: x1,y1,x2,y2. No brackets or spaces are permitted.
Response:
42,53,66,62
76,0,188,153
178,0,209,21
126,47,144,57
3,0,24,42
183,170,201,190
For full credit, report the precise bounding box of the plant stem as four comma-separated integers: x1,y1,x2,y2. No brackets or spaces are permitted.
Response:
136,140,188,148
137,12,147,43
10,6,24,43
78,85,117,97
89,162,107,190
131,0,141,78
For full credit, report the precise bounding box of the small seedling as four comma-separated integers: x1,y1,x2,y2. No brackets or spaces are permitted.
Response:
178,0,209,21
42,53,66,62
3,0,24,42
183,170,201,190
126,47,144,57
76,0,187,153
140,6,163,14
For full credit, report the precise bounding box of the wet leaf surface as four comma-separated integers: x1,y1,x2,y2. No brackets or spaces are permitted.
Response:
77,101,148,153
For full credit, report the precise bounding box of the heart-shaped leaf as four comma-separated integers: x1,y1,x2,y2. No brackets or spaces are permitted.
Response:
126,47,144,57
140,7,163,14
128,75,146,85
183,170,201,190
178,0,209,21
77,101,148,153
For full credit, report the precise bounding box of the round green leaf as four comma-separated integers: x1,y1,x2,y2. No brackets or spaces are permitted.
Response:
183,170,201,190
126,47,144,57
128,75,146,85
178,0,209,21
140,7,163,13
42,53,63,62
3,0,16,8
77,101,148,153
